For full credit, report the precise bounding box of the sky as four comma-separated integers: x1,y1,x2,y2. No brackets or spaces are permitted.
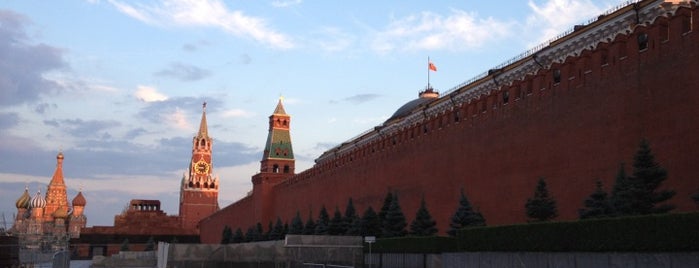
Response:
0,0,626,227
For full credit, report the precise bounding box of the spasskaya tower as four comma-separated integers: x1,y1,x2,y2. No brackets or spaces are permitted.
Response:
179,102,219,232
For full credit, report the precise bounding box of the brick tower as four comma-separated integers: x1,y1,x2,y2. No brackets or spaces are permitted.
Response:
44,152,69,222
252,97,295,225
179,103,219,232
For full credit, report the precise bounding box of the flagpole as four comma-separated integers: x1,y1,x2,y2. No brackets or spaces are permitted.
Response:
427,56,431,89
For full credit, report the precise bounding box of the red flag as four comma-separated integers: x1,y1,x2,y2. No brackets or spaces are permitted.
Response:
428,61,437,72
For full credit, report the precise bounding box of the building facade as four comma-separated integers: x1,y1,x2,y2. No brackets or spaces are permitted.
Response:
71,103,216,258
200,0,699,243
10,152,87,261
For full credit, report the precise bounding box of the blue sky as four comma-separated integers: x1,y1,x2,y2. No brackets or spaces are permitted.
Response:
0,0,623,227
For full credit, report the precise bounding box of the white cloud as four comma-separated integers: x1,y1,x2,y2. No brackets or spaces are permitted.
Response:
525,0,608,45
221,108,254,118
371,9,513,54
271,0,302,8
108,0,294,49
135,85,168,102
168,107,191,130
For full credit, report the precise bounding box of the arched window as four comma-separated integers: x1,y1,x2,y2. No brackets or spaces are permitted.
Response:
273,164,279,173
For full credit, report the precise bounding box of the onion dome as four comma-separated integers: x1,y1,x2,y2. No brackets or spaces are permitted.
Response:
57,151,64,160
30,190,46,209
72,191,86,207
15,187,31,209
52,206,68,219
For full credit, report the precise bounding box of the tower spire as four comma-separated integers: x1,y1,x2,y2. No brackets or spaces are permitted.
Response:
197,102,208,138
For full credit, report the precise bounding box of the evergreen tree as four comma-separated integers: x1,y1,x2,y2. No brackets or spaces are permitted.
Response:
314,206,330,235
610,162,632,215
120,238,130,251
289,211,304,235
232,228,244,243
448,188,485,237
328,207,346,235
283,222,289,237
629,139,675,214
346,217,362,236
144,236,155,251
360,206,381,237
303,212,316,235
343,198,358,235
578,180,613,219
221,225,233,244
409,197,438,236
265,221,274,241
378,191,393,226
381,193,407,238
268,217,285,240
255,222,265,241
525,177,558,222
244,226,256,242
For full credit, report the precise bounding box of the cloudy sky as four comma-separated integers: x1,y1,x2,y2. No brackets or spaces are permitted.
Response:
0,0,623,227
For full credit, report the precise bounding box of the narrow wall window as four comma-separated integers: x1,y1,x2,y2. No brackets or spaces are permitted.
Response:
637,32,648,51
601,49,609,66
503,90,509,104
553,69,561,84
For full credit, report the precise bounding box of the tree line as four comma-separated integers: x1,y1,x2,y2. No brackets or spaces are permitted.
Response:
222,139,696,243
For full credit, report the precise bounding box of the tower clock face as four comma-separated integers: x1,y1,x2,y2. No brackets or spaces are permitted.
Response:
195,160,209,174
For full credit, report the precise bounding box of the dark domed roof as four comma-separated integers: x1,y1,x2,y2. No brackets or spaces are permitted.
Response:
72,191,86,207
385,88,440,123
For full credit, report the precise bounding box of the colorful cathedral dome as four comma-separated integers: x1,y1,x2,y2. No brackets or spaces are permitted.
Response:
15,187,31,209
52,206,68,219
30,190,46,208
72,191,86,207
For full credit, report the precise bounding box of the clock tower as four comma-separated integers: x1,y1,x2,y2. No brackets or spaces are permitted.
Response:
179,102,219,232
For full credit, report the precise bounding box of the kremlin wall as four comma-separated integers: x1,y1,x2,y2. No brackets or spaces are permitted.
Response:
200,0,699,243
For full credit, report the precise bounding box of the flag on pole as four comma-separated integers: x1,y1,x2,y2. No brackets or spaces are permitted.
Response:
428,61,437,72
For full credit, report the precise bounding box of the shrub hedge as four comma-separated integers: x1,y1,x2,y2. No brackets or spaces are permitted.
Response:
369,212,699,253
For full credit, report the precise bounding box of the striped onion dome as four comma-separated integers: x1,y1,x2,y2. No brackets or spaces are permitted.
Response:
15,187,31,209
30,190,46,208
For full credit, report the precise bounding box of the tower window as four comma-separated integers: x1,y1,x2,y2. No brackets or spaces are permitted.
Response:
284,165,290,173
273,164,279,173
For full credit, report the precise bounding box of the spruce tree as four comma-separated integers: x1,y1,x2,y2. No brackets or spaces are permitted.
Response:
314,206,330,235
328,207,345,235
268,217,285,240
232,227,244,243
221,225,233,244
629,139,675,214
120,238,130,251
303,212,316,235
343,198,358,235
346,217,362,236
578,180,613,219
525,177,558,222
409,197,437,236
448,188,485,237
144,236,155,251
289,211,304,235
265,221,274,241
360,206,381,237
378,191,393,227
244,226,256,242
381,193,407,238
255,222,265,241
610,162,632,215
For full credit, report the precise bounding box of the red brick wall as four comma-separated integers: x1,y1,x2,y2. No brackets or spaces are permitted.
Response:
200,6,699,243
